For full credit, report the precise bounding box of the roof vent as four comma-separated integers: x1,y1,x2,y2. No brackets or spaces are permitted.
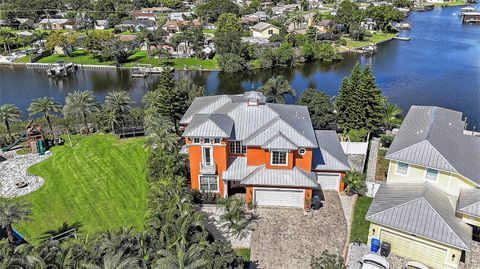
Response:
244,91,266,106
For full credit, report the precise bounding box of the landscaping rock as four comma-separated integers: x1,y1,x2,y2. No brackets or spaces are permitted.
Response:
0,150,51,198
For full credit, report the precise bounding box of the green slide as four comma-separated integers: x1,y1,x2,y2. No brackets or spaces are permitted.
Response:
1,132,26,152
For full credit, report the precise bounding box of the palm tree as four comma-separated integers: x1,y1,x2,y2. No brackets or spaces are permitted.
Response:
0,104,22,140
63,90,99,135
384,103,402,130
0,201,32,243
28,97,61,133
312,10,323,25
342,171,366,196
259,76,296,103
103,91,133,131
291,15,304,30
154,243,207,269
83,250,141,269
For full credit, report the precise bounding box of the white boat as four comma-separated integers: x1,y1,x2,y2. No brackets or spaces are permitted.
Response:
363,44,377,53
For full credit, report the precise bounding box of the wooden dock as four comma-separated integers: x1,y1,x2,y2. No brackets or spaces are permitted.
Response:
462,12,480,23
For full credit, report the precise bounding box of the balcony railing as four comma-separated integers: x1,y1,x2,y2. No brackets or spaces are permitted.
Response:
200,162,217,175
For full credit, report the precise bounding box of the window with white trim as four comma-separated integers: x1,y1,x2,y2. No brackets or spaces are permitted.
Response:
229,141,246,154
425,168,438,182
397,162,408,175
271,150,287,166
214,138,221,144
193,138,200,144
199,176,218,191
204,138,211,144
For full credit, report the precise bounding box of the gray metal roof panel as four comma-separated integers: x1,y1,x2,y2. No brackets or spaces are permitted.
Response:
458,189,480,218
182,114,233,138
262,133,298,150
366,183,472,250
241,166,319,188
386,106,480,186
313,130,351,171
222,157,261,181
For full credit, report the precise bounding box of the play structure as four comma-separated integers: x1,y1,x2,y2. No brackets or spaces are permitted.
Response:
1,121,46,155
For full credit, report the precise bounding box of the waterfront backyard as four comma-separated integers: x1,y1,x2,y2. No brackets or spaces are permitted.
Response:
12,134,148,244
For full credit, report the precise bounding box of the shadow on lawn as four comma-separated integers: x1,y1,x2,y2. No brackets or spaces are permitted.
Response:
39,221,83,242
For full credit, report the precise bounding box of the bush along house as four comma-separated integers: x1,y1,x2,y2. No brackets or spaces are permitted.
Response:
180,91,350,209
366,106,480,269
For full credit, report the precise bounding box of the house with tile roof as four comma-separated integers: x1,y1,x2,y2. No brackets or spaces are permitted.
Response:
366,105,480,269
180,91,350,208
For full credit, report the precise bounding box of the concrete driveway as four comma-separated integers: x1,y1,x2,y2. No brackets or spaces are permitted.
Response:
250,191,348,269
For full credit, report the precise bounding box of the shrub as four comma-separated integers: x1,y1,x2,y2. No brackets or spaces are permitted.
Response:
335,39,348,46
347,129,368,142
218,53,248,73
364,31,373,37
343,171,367,196
192,190,221,204
380,134,394,148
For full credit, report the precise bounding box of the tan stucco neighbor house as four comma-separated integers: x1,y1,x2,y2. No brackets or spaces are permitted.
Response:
367,106,480,269
251,22,279,39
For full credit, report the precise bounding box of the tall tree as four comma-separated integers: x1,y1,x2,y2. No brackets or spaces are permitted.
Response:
0,201,32,243
197,0,240,22
214,13,242,55
0,104,22,140
103,91,133,130
383,102,402,129
28,97,61,133
359,64,385,131
296,88,336,129
63,90,99,135
258,76,296,104
335,62,364,132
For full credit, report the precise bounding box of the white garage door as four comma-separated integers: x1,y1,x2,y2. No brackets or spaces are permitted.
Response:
380,230,447,269
254,188,304,208
316,173,340,190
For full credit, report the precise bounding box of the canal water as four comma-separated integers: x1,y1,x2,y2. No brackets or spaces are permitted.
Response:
1,4,479,128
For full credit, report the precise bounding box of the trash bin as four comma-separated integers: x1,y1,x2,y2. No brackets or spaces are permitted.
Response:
312,195,321,210
380,241,391,257
370,238,380,253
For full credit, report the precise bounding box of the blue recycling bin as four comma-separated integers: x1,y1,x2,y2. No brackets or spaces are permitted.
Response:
370,238,380,253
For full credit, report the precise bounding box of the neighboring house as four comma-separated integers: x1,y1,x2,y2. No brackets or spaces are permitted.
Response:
315,20,334,33
360,18,377,31
115,20,156,32
141,7,172,13
0,18,21,28
163,19,201,33
180,91,350,209
94,20,109,30
366,106,480,269
15,18,34,28
251,22,280,39
128,12,157,21
169,12,194,21
38,19,74,30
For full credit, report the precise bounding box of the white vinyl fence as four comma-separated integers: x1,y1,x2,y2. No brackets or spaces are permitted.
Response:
341,142,369,155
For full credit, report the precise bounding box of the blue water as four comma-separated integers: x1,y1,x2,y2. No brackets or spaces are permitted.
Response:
1,4,479,128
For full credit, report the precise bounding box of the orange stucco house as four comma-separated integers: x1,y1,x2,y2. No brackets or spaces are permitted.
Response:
180,91,350,208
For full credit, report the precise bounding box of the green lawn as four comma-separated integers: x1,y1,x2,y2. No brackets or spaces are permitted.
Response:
375,149,389,181
15,55,33,63
434,1,467,7
15,134,148,244
37,50,114,65
234,248,251,262
346,33,397,48
125,51,219,70
350,196,373,244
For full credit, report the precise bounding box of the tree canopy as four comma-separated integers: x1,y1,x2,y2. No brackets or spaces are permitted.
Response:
214,13,242,55
296,88,336,129
197,0,240,22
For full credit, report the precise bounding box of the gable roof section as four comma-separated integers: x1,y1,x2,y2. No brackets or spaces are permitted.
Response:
241,166,319,188
262,132,298,150
222,157,262,181
386,106,480,186
457,189,480,218
313,130,350,171
366,183,472,250
182,114,233,138
251,22,278,32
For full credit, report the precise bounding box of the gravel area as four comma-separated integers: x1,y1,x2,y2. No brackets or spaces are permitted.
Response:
0,150,51,198
460,241,480,269
347,154,366,172
200,204,253,249
250,192,347,269
339,193,356,232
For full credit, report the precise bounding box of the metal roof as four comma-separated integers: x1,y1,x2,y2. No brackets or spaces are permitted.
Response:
458,189,480,218
182,114,233,138
313,130,351,171
251,22,278,32
386,106,480,186
222,157,261,181
366,183,472,250
262,133,298,150
180,92,318,148
241,166,319,188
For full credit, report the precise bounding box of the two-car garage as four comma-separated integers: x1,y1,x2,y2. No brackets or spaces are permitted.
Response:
253,188,304,208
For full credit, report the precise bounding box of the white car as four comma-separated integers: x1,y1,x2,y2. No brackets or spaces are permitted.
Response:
360,254,390,269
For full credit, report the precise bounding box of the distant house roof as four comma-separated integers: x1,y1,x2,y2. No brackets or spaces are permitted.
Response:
317,20,333,27
385,106,480,186
117,20,155,28
38,18,71,24
129,12,156,17
458,189,480,218
251,22,279,32
366,183,472,250
181,92,318,149
117,34,137,42
241,166,319,188
312,130,350,171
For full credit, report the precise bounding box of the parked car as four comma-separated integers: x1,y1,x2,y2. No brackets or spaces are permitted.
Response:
405,261,429,269
360,254,390,269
